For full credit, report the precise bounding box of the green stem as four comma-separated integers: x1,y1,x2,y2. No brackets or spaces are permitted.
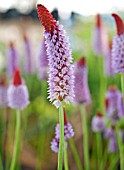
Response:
116,126,123,170
98,57,105,112
81,105,90,170
3,108,9,170
99,142,108,170
10,110,21,170
121,74,124,100
69,138,83,170
0,154,3,170
58,103,64,170
36,82,47,170
120,73,124,170
108,154,119,170
96,133,102,169
64,141,69,170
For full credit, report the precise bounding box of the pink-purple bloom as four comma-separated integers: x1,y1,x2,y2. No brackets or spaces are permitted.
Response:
7,69,29,110
0,76,8,108
104,126,117,153
92,14,109,57
111,14,124,73
51,109,74,152
92,112,106,132
37,39,48,80
104,40,114,76
6,42,19,77
105,86,124,123
55,122,74,140
108,137,117,153
104,126,115,138
51,137,59,153
23,35,34,74
37,4,74,108
74,57,91,105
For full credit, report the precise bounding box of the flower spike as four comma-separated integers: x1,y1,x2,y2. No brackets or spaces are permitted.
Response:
112,13,124,35
37,4,74,108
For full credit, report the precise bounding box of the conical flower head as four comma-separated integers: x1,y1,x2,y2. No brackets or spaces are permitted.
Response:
111,14,124,73
7,68,30,110
105,86,124,123
0,76,8,108
6,41,19,77
23,35,34,74
74,57,91,105
92,112,106,132
92,14,109,56
37,4,75,108
37,38,48,80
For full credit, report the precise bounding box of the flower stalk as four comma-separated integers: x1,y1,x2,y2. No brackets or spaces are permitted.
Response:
58,103,64,170
10,110,20,170
115,125,123,170
64,141,69,170
80,105,90,170
69,138,83,170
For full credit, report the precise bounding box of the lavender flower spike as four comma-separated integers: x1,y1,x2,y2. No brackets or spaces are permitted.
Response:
6,42,19,77
104,40,114,76
23,35,34,74
108,137,117,153
104,126,117,153
55,109,74,140
37,4,74,108
92,112,106,132
0,76,8,108
111,14,124,73
105,86,124,123
7,68,29,110
92,14,109,56
37,38,48,80
74,57,91,105
104,126,115,139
